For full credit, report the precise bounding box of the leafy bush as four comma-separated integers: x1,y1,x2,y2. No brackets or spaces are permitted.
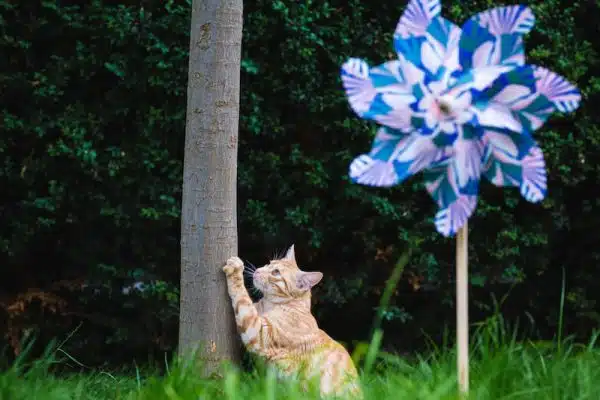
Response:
1,0,599,364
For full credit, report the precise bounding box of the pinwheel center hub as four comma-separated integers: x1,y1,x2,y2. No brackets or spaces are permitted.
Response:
438,100,451,116
433,96,456,121
431,93,470,125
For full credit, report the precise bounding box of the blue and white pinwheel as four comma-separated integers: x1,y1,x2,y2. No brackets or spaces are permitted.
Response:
341,0,581,237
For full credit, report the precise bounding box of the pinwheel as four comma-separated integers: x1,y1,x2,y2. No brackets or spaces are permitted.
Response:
340,0,581,393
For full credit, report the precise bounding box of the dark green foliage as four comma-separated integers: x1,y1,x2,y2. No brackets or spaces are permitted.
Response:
1,0,599,365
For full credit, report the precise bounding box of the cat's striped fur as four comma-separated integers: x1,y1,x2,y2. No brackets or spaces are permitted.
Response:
223,245,361,398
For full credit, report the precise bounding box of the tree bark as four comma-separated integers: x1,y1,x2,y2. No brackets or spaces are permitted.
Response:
179,0,243,373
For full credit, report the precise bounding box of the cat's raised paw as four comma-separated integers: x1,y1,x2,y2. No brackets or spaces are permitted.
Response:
223,256,244,276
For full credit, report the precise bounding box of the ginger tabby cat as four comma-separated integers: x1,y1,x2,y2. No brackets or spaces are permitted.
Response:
223,245,361,398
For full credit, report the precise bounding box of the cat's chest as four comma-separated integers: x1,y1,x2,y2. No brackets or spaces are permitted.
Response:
265,308,318,332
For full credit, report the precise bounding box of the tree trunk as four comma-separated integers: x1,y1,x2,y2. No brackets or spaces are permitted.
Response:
179,0,243,373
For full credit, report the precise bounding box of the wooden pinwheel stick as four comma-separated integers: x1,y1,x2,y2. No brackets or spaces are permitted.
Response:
456,223,469,394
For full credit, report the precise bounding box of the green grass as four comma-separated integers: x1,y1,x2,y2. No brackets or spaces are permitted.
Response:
3,258,599,399
2,319,600,400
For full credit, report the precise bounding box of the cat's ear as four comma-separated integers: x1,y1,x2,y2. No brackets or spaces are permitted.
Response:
283,244,296,262
296,271,323,291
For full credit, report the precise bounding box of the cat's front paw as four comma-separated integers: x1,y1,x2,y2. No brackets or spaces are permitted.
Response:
223,256,244,276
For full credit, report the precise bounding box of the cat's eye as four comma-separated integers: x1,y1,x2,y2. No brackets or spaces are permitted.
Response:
271,269,280,276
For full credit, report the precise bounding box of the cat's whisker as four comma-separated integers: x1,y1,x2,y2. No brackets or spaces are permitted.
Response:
271,249,281,261
243,259,257,272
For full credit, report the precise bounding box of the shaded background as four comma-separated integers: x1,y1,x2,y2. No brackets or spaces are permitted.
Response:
1,0,599,368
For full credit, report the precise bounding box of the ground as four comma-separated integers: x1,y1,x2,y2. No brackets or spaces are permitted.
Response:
4,328,599,400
